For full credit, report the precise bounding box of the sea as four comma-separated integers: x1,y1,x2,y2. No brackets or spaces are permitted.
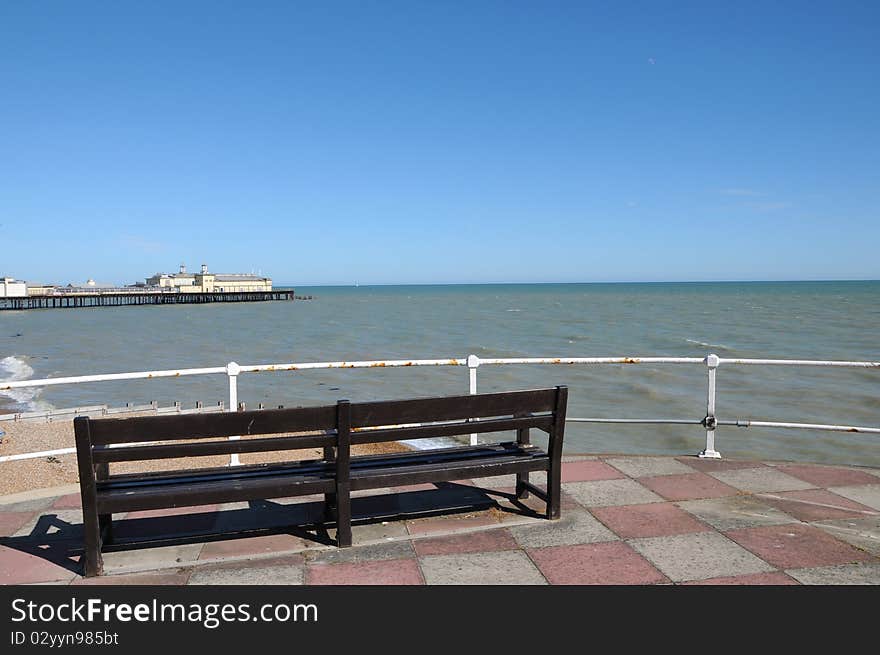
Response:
1,281,878,467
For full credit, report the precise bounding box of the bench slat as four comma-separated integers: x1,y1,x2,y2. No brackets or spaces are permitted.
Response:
350,388,557,428
96,473,335,514
88,405,337,445
93,433,336,463
349,453,550,491
350,414,553,444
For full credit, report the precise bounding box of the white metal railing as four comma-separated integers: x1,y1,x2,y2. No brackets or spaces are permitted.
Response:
1,354,878,465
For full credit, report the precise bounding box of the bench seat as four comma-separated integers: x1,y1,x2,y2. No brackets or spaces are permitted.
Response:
94,442,550,514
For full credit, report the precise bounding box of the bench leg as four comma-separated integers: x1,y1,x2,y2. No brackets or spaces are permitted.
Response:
323,493,337,520
82,511,104,577
547,464,561,520
336,490,352,548
516,472,530,499
99,514,113,546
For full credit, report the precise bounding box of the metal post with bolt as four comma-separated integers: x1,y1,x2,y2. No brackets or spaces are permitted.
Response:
700,353,722,458
467,354,480,445
226,361,241,466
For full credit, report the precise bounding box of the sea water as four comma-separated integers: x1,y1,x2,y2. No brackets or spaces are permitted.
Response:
1,281,878,466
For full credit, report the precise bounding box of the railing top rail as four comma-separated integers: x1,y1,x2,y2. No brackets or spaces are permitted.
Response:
2,366,228,390
3,354,880,391
717,358,880,368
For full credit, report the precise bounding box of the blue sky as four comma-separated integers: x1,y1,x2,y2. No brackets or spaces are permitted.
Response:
1,1,877,285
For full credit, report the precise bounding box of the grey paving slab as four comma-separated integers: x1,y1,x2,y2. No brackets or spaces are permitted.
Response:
812,516,880,556
677,496,798,531
827,484,880,511
0,497,57,514
564,479,663,507
304,540,415,565
709,468,816,493
102,543,204,574
629,532,774,582
350,519,410,543
12,510,84,539
606,456,696,478
469,474,520,489
188,564,304,585
786,562,880,585
509,510,617,548
419,550,547,585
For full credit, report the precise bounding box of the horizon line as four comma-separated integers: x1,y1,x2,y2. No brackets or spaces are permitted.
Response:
281,278,880,288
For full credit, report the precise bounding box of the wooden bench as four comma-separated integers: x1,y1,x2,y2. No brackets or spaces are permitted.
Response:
73,386,568,576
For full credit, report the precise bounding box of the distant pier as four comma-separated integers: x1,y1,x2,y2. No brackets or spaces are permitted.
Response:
0,290,298,310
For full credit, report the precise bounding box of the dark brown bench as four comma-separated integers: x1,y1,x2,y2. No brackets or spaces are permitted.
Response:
73,386,568,576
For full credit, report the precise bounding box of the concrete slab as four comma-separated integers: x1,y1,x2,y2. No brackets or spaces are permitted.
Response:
682,572,798,585
307,558,423,585
726,523,876,570
676,496,797,531
827,484,880,511
116,506,219,540
212,501,323,533
527,542,667,585
709,468,815,493
0,496,57,514
405,512,499,536
13,510,84,540
413,528,518,556
509,509,617,548
629,532,774,582
396,484,492,515
73,570,192,585
606,456,695,478
350,519,410,543
591,503,711,539
51,493,83,509
786,562,880,585
561,460,626,482
756,489,878,522
775,464,880,488
189,561,305,585
639,473,740,502
563,479,663,507
304,540,415,565
675,457,766,473
0,544,78,584
812,516,880,556
102,543,205,574
469,474,520,489
419,550,546,585
198,533,309,561
0,511,38,537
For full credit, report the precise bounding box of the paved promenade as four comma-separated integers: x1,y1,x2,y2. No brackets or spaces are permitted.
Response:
2,455,879,585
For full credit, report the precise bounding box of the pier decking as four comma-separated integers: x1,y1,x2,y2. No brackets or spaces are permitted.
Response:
0,290,295,310
2,454,878,585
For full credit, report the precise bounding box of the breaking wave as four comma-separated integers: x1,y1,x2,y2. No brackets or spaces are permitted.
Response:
684,338,731,351
0,355,52,412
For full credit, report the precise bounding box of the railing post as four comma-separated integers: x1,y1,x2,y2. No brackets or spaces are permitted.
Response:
467,355,480,445
700,353,722,458
226,361,241,466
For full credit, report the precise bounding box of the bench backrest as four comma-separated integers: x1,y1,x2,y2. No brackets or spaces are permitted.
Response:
73,386,568,476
